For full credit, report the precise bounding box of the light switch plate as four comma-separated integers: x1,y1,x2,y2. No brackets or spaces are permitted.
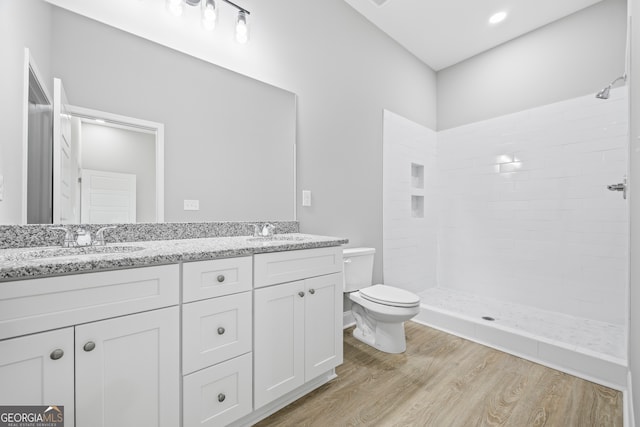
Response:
0,175,4,201
183,199,199,211
302,190,311,207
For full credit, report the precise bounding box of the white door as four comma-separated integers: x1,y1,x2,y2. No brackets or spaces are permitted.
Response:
75,307,180,427
304,273,343,379
52,78,79,223
254,281,305,409
80,169,136,223
0,328,75,425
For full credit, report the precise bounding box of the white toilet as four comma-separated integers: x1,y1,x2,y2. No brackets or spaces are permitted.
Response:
343,247,421,354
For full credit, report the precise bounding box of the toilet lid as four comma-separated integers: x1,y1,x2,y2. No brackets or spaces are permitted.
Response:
359,285,420,308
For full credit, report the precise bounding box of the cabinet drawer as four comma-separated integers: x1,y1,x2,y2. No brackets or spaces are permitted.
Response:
254,247,343,288
183,257,252,302
183,352,252,427
0,264,179,340
182,292,252,374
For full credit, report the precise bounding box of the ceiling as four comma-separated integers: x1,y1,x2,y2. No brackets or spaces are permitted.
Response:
343,0,604,71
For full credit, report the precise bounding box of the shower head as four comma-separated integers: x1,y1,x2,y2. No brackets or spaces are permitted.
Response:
595,74,627,99
595,86,611,99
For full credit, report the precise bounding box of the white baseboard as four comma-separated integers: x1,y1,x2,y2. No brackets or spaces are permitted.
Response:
343,311,355,329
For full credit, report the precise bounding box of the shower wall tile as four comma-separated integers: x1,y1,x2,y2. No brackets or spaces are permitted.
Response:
437,88,629,325
383,110,438,293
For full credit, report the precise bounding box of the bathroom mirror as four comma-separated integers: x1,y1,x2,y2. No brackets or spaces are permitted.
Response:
17,1,296,225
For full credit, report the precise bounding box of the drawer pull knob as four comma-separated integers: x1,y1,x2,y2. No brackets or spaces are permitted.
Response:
83,341,96,352
50,349,64,360
309,289,315,295
217,327,225,335
217,275,225,283
298,291,305,297
218,393,226,403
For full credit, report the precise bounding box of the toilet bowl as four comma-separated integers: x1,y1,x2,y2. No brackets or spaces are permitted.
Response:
343,248,420,354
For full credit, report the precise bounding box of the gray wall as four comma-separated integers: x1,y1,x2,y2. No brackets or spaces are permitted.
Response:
81,123,156,223
437,0,627,130
284,1,437,284
629,0,639,421
0,0,52,224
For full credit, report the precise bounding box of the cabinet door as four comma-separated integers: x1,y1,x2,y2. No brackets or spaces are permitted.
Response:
254,281,305,409
75,307,180,427
304,273,344,380
0,328,74,425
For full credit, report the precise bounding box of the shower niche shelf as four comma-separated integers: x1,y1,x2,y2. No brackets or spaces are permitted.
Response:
411,163,424,189
411,195,424,218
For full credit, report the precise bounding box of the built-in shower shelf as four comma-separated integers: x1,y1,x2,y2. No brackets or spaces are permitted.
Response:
411,163,424,189
411,195,424,218
413,288,627,390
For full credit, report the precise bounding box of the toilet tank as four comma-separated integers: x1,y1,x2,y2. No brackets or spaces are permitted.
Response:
343,247,375,292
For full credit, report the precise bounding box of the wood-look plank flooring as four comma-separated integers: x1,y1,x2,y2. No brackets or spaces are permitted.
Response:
255,322,622,427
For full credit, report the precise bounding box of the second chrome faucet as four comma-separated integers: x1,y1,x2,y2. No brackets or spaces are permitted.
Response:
253,223,275,237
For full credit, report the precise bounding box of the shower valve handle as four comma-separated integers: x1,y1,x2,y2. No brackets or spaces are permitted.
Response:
607,181,627,200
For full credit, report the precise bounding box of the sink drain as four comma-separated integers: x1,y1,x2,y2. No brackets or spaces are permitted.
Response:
481,316,495,321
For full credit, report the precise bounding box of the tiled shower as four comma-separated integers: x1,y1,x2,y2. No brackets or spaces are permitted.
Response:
383,87,629,387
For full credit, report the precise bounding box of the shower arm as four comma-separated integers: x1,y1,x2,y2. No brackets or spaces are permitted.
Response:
609,74,627,86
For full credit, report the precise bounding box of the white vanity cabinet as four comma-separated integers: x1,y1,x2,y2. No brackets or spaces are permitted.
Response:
181,257,253,427
253,247,343,409
0,264,181,427
0,240,346,427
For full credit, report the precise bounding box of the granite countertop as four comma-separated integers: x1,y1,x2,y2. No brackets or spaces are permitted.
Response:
0,233,348,282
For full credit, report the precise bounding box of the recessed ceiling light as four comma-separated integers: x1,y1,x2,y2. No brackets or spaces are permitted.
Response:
489,11,507,25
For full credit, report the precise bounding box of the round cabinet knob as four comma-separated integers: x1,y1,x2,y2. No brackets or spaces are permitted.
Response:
218,393,226,403
83,341,96,352
217,275,225,283
217,327,225,335
50,349,64,360
298,291,305,297
309,289,315,295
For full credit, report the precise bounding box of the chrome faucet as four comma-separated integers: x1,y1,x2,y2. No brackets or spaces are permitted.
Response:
50,225,118,247
50,226,77,248
253,223,275,237
93,225,117,246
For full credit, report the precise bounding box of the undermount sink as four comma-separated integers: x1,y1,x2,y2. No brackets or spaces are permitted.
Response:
246,235,310,243
7,245,145,261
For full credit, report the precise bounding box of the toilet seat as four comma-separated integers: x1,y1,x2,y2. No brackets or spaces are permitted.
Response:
359,285,420,308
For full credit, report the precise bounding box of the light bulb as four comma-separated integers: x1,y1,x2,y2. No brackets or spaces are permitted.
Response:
489,11,507,25
201,0,217,31
166,0,184,17
236,10,248,43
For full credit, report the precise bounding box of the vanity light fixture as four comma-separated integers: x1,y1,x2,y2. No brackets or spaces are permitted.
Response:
165,0,250,42
201,0,217,31
236,10,248,44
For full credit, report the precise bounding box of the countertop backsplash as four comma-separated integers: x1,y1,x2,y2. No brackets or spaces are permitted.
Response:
0,221,300,249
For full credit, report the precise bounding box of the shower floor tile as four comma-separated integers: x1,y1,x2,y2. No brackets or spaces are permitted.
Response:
417,287,625,360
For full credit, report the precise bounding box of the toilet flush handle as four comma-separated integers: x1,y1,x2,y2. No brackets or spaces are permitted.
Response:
344,259,352,264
